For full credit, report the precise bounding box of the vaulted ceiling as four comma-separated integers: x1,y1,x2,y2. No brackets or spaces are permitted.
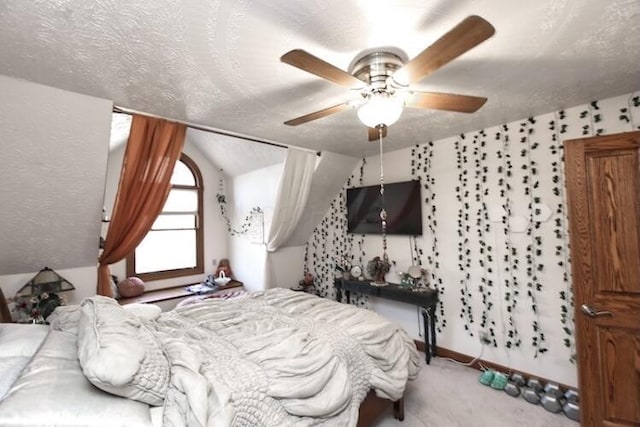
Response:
1,0,639,159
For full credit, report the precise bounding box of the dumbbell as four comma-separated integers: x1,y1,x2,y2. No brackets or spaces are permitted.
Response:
478,369,495,386
563,389,580,421
564,389,579,403
540,382,565,413
522,378,543,404
490,372,508,390
504,373,526,397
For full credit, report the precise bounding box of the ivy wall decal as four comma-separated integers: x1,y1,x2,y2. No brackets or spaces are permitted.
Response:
303,240,310,276
411,143,446,331
424,142,446,331
519,118,548,357
550,109,575,361
455,135,475,336
473,131,498,346
302,90,639,365
350,159,367,273
305,158,367,306
216,177,263,237
496,126,522,350
619,94,639,126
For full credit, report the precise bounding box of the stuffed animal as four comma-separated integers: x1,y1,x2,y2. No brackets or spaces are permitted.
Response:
214,259,234,279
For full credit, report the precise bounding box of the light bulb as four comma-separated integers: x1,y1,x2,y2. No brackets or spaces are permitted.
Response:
357,93,403,128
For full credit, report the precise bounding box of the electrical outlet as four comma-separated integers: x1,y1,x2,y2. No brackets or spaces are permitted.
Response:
212,258,217,267
479,331,491,345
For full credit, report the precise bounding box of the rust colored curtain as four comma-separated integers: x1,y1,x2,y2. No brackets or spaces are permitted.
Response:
97,115,186,296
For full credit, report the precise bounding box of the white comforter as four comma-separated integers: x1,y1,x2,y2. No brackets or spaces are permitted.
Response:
155,288,421,427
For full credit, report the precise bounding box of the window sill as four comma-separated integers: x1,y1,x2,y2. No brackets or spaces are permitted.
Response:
118,281,244,305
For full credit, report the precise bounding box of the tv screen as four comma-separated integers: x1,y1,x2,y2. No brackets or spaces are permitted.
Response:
347,180,422,235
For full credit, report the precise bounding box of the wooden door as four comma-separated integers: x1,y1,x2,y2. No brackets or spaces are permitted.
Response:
565,131,640,426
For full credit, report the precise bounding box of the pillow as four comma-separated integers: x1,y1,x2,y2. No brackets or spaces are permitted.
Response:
46,305,81,334
77,296,169,406
118,277,145,298
123,303,162,321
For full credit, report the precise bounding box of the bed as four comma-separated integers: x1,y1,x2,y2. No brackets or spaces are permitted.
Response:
0,288,420,426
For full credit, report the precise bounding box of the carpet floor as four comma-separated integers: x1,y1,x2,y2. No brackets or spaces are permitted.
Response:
371,357,577,427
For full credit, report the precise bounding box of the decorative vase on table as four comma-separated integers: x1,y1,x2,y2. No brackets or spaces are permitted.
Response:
399,273,414,289
367,256,391,286
334,256,351,280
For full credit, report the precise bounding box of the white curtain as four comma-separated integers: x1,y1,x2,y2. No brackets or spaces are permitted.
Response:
264,148,316,288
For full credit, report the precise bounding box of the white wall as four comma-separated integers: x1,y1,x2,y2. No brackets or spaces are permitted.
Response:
228,152,358,292
268,246,306,289
229,163,282,292
102,134,229,291
307,90,640,387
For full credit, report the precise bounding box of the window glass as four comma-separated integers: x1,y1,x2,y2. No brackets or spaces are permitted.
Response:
135,230,196,273
127,153,204,283
151,214,196,230
163,189,198,213
171,161,195,186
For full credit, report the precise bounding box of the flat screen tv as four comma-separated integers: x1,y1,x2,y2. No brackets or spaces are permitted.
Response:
347,180,422,235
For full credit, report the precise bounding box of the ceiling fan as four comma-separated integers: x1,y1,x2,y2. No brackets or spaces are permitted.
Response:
281,15,495,141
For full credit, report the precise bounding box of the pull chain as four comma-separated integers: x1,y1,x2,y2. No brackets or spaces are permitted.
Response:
378,125,388,262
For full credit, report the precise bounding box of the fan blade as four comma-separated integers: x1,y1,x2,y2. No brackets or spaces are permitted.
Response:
368,126,388,141
281,49,367,89
284,103,351,126
405,91,487,113
393,16,495,86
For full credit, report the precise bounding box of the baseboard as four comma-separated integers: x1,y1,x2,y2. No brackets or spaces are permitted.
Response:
414,339,576,392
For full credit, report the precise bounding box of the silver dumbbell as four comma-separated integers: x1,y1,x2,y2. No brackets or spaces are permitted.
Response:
563,389,580,421
563,401,580,421
504,381,521,397
527,378,544,393
543,382,563,398
564,389,579,403
523,378,543,404
511,373,527,387
504,373,526,397
540,383,564,413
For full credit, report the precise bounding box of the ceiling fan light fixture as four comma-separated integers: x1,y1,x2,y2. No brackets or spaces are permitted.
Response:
357,93,403,128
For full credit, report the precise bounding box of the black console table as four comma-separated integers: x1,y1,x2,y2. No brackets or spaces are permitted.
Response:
334,278,438,364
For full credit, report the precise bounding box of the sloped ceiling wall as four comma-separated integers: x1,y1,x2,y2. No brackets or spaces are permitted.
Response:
285,152,359,247
0,75,112,275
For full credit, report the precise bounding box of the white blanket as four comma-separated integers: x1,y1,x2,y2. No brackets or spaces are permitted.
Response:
155,288,421,427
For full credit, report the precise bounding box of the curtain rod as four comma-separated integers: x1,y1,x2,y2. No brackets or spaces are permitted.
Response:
112,105,320,155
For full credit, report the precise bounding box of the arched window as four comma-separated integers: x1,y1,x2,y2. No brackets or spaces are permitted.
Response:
126,153,204,281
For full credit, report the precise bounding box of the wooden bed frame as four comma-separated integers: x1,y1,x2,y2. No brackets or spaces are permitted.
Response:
0,287,12,323
358,390,404,426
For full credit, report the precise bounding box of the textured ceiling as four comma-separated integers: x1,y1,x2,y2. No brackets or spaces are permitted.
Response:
1,0,639,159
